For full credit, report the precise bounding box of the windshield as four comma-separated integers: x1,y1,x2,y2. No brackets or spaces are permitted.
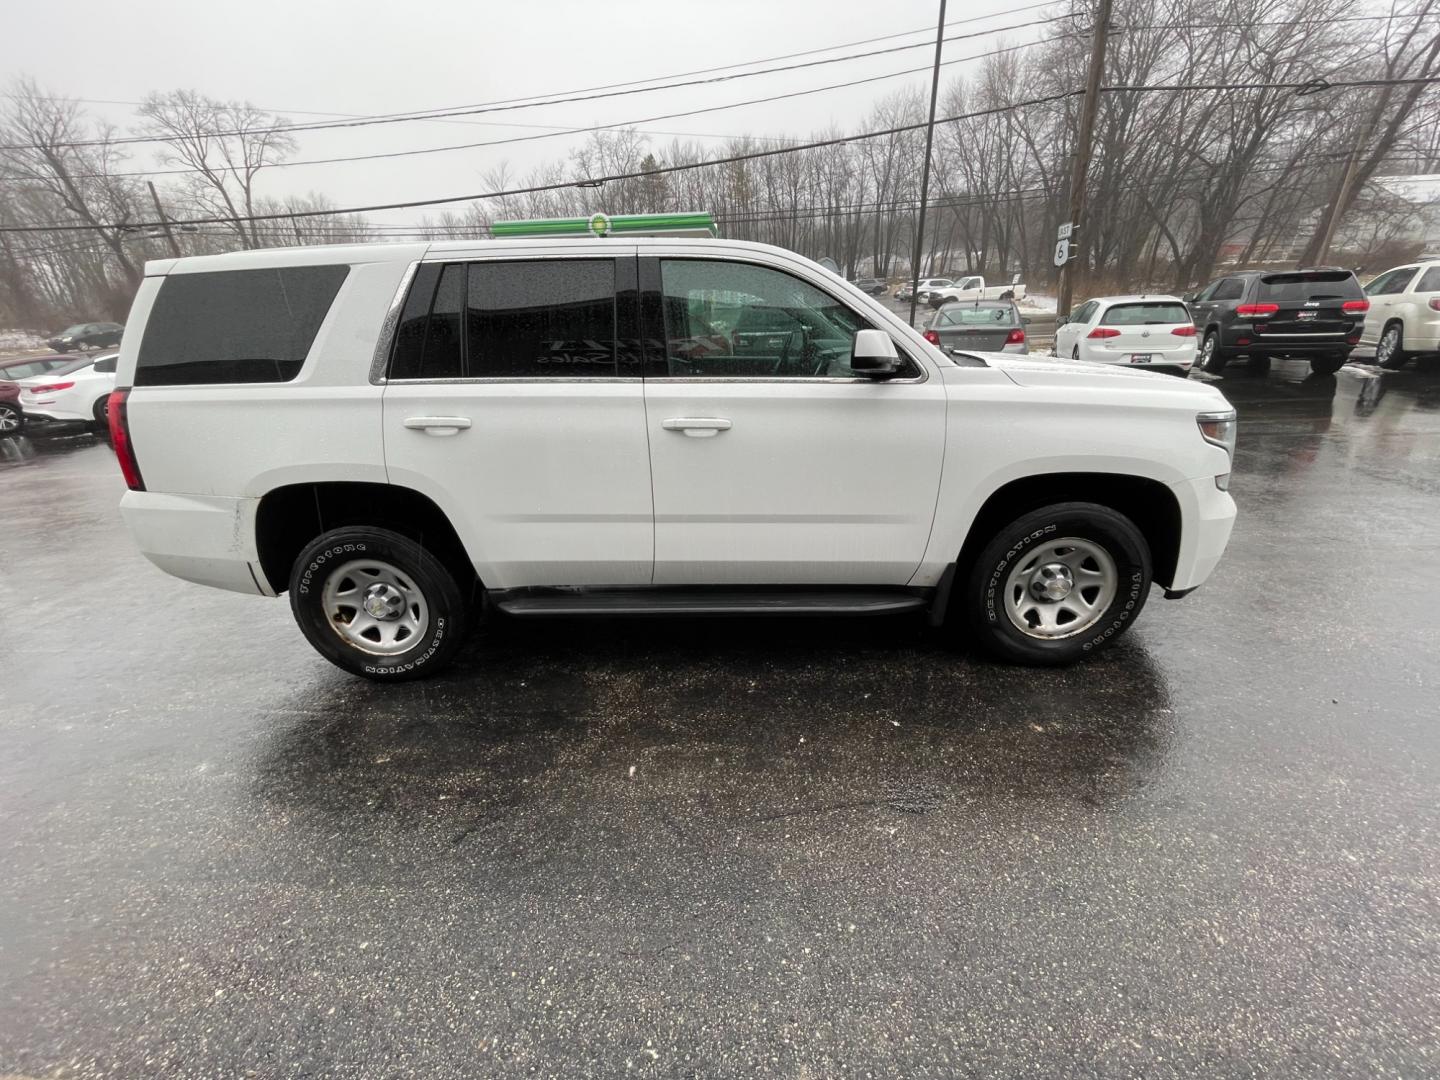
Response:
1102,302,1189,325
1258,271,1360,301
937,304,1017,326
57,324,88,335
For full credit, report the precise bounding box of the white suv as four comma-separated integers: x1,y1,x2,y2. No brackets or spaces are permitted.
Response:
109,235,1238,680
1360,261,1440,369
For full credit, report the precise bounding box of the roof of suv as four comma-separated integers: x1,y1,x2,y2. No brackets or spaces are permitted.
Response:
142,236,822,277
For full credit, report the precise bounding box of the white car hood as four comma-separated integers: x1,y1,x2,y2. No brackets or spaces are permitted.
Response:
965,352,1230,406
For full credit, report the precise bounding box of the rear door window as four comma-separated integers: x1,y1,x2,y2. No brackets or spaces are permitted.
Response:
1414,267,1440,293
1102,302,1190,325
1211,279,1246,302
1258,271,1362,301
136,265,349,385
93,355,117,374
388,260,617,379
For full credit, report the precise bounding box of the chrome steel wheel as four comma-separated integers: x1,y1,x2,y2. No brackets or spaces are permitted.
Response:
0,404,20,434
320,558,430,656
1003,537,1118,639
1199,333,1215,367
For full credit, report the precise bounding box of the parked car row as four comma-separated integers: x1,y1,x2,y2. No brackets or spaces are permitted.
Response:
1043,259,1440,380
0,351,119,435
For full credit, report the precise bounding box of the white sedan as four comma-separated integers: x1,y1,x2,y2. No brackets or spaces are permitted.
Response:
15,352,119,425
1053,295,1197,376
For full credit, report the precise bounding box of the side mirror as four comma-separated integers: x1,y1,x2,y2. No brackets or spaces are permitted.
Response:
1183,293,1196,304
1056,315,1068,326
1021,316,1032,325
851,328,900,376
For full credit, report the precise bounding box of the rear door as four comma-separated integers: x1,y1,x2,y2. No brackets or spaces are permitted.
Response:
381,252,654,587
934,304,1013,351
1362,266,1419,342
1094,300,1192,363
640,252,945,585
1257,270,1364,342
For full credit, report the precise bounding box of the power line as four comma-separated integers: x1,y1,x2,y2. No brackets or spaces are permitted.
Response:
1,38,1058,183
0,14,1072,152
6,76,1439,236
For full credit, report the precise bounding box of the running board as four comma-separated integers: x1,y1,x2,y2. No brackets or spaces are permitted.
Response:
491,589,928,618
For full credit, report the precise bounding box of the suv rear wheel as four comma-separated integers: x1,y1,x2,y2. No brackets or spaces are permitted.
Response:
964,502,1152,665
289,526,469,681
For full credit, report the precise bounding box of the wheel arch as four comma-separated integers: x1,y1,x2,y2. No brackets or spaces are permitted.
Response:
949,472,1183,603
255,480,477,595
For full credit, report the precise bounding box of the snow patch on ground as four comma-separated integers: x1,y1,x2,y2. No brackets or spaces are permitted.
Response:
0,329,48,355
1018,294,1058,313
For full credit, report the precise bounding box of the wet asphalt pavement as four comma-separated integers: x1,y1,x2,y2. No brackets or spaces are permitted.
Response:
2,358,1439,1078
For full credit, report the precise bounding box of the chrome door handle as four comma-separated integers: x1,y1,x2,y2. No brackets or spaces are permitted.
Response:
403,416,472,437
662,417,732,438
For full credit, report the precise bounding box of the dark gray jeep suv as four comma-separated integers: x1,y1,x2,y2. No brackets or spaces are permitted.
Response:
1187,269,1367,376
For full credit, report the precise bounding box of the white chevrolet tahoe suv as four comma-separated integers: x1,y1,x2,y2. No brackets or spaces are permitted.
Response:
108,236,1238,680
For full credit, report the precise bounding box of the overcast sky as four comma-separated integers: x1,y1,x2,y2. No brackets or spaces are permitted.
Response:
4,0,1044,228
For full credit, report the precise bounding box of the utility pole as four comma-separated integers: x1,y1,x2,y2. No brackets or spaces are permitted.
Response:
146,181,182,258
908,0,948,329
1055,0,1113,318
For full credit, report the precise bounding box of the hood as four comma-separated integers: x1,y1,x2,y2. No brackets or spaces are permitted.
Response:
970,352,1232,407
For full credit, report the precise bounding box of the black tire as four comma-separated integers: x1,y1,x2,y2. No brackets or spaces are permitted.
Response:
1309,353,1346,376
1071,346,1080,360
288,526,470,681
1248,354,1272,374
91,394,110,431
1200,330,1228,373
963,502,1152,665
0,402,23,436
1375,322,1407,370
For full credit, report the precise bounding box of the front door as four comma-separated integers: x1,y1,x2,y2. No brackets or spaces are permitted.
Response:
382,254,654,587
640,255,946,586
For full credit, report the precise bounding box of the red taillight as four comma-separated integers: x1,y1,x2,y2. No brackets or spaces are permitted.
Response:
1429,298,1440,311
1005,327,1025,344
1171,325,1197,337
1346,334,1361,345
107,388,144,491
1235,303,1279,317
1087,327,1120,339
923,329,941,346
1341,299,1369,313
28,381,74,394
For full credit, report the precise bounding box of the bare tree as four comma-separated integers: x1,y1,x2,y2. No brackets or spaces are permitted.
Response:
137,90,296,249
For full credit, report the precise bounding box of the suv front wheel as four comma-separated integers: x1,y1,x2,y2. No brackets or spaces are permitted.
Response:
288,527,470,681
1375,322,1407,370
964,502,1152,665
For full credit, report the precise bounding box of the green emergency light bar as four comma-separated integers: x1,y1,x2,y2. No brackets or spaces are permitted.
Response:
490,211,718,239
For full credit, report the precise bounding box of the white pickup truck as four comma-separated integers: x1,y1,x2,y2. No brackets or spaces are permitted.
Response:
927,274,1027,307
107,231,1236,681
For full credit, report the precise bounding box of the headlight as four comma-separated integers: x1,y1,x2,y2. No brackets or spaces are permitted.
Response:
1197,410,1237,457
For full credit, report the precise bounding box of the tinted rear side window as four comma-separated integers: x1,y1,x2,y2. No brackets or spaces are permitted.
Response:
1258,271,1361,301
466,260,615,377
136,266,348,386
1416,267,1440,292
389,260,617,379
1103,302,1190,325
